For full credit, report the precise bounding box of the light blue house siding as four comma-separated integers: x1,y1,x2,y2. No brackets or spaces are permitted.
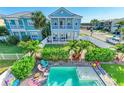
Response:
3,12,42,40
48,7,82,43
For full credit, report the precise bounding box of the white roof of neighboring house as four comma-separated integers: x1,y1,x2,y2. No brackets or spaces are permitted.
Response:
1,11,32,18
100,17,124,23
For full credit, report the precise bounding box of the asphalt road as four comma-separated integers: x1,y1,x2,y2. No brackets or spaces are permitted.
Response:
80,29,113,42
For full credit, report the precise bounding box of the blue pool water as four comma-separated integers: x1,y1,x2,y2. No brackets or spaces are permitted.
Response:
47,67,100,86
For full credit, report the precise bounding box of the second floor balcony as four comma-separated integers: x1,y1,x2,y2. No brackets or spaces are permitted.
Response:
10,25,25,29
52,25,73,29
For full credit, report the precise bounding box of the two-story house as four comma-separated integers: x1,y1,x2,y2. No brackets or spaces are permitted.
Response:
2,12,42,40
48,7,82,43
2,7,82,43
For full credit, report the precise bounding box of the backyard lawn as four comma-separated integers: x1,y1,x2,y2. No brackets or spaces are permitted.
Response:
42,44,69,61
0,43,25,53
0,60,15,75
101,64,124,86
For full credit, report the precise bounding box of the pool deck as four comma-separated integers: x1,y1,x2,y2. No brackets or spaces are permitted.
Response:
19,61,116,86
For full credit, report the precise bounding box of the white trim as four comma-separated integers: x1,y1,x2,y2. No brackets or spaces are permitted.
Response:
50,16,81,18
11,29,40,32
49,7,82,18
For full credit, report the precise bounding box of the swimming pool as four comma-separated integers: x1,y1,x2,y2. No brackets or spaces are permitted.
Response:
47,67,105,86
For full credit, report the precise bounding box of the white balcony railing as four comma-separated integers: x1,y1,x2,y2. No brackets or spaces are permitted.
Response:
52,25,73,29
10,25,25,29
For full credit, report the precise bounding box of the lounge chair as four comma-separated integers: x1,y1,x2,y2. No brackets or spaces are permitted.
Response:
37,64,46,72
28,73,46,86
40,60,48,68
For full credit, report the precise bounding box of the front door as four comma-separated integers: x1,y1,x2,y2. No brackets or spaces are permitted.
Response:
60,20,63,29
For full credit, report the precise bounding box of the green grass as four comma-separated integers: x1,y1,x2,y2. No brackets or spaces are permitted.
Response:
79,33,87,36
42,44,69,61
101,64,124,86
0,60,15,74
0,43,25,53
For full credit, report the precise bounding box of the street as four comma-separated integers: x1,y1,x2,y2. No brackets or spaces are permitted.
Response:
80,29,113,42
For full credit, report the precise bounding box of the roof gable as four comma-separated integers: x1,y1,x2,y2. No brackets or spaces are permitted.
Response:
49,7,82,18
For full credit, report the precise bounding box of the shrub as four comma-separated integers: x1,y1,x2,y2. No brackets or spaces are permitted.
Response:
7,36,19,45
21,35,31,42
11,56,35,80
42,44,69,61
0,26,9,36
85,48,115,62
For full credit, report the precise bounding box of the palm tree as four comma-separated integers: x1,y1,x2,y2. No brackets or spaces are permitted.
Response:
18,40,42,58
31,11,46,37
115,44,124,62
41,21,51,39
0,26,9,36
68,40,95,61
90,19,99,36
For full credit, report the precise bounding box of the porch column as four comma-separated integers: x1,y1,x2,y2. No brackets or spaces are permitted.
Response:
51,32,53,43
72,18,75,40
22,19,26,29
15,19,19,28
66,18,67,29
58,18,60,29
19,32,22,40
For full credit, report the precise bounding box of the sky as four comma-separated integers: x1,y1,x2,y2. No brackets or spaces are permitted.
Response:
0,7,124,23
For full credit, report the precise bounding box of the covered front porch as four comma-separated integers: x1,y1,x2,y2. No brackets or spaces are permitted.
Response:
47,31,79,44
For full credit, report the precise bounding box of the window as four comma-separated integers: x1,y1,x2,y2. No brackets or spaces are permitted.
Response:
54,23,57,25
18,20,23,25
67,23,70,25
13,32,19,36
53,33,58,41
30,32,38,40
27,20,33,26
10,20,16,25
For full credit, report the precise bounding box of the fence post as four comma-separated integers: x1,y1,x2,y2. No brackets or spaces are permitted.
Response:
16,53,19,60
1,53,5,60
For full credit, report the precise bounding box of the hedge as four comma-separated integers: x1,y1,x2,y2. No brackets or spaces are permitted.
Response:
11,56,35,80
85,48,115,62
42,44,69,61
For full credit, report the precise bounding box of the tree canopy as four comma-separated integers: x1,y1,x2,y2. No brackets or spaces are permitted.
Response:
31,11,46,30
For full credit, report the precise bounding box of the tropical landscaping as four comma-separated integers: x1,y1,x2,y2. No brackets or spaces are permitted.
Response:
0,9,124,86
0,37,124,86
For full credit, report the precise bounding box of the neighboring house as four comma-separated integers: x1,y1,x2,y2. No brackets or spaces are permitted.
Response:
48,7,82,43
81,23,92,29
97,20,112,32
98,18,124,33
111,18,124,33
2,12,42,40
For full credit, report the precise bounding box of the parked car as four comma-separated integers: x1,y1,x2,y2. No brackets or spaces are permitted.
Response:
106,36,121,45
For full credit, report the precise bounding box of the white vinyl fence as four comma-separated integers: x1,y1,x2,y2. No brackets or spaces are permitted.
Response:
0,36,9,41
39,37,48,48
0,53,24,60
